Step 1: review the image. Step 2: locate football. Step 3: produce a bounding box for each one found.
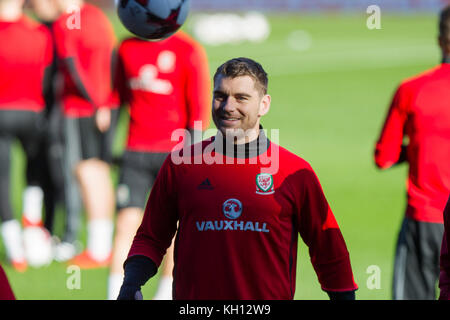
[117,0,190,40]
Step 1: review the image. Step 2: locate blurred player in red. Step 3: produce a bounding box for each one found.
[26,0,75,264]
[107,31,211,300]
[51,0,118,267]
[374,6,450,300]
[28,0,97,263]
[0,0,53,272]
[0,264,15,300]
[117,57,357,300]
[439,196,450,300]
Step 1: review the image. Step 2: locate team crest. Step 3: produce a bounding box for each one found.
[222,199,243,219]
[256,173,274,195]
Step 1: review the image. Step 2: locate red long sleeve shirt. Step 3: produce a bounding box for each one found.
[0,16,53,112]
[128,137,357,299]
[375,64,450,223]
[52,3,116,118]
[113,31,211,152]
[0,264,15,300]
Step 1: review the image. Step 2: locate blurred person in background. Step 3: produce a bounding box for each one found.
[439,195,450,300]
[51,0,118,268]
[27,0,73,261]
[0,0,53,271]
[374,5,450,300]
[107,31,211,300]
[0,263,15,299]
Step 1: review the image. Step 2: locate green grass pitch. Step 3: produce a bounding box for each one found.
[1,12,441,300]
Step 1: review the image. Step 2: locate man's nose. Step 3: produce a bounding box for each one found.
[221,97,236,112]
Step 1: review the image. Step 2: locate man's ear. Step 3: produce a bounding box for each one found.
[258,94,271,117]
[439,36,445,51]
[439,35,450,57]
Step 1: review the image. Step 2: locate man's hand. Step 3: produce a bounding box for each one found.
[326,290,356,300]
[96,106,111,133]
[117,285,143,300]
[394,145,408,166]
[116,255,158,300]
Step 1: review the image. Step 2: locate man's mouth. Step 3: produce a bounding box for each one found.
[219,115,241,122]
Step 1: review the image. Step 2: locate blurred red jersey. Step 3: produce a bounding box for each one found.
[0,264,15,300]
[0,16,53,112]
[114,32,211,152]
[128,139,357,299]
[53,3,116,118]
[375,64,450,223]
[439,197,450,300]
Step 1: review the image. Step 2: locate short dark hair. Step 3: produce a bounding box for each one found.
[439,5,450,41]
[213,57,268,95]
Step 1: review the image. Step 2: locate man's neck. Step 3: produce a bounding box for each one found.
[214,126,270,159]
[230,133,259,146]
[219,127,261,146]
[442,54,450,64]
[0,5,22,22]
[61,0,84,12]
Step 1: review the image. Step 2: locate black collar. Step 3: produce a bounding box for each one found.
[212,126,270,159]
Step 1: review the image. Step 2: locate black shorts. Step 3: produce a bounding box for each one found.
[392,217,444,300]
[0,109,46,221]
[0,108,45,151]
[0,109,46,183]
[64,108,119,162]
[116,151,168,210]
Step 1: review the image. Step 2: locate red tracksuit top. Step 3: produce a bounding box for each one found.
[52,3,116,118]
[0,16,53,112]
[375,63,450,223]
[114,31,211,152]
[128,136,357,299]
[0,264,15,300]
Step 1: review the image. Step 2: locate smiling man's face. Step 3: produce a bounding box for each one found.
[212,74,270,144]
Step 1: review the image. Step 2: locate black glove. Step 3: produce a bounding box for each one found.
[326,290,356,300]
[117,255,157,300]
[117,285,143,300]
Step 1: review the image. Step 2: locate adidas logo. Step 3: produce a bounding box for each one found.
[198,178,214,190]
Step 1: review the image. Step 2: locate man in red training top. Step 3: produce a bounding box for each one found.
[0,0,53,272]
[0,264,15,300]
[439,196,450,300]
[52,0,118,267]
[117,57,357,300]
[374,6,450,300]
[107,31,211,300]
